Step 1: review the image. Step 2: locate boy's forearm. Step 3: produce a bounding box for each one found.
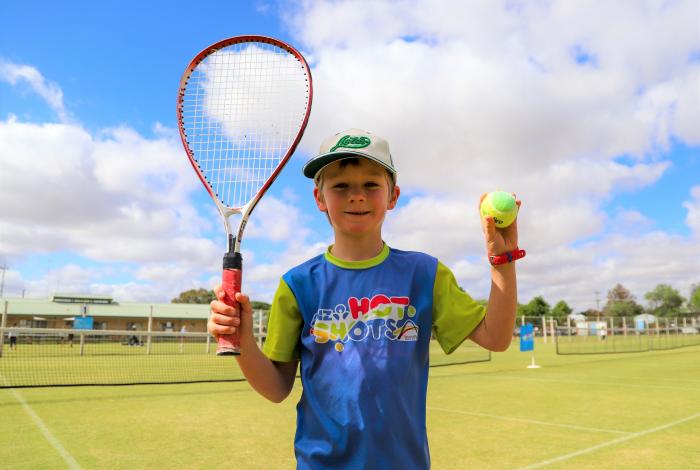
[481,263,518,351]
[234,334,296,403]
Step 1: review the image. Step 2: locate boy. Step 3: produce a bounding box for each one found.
[208,129,522,469]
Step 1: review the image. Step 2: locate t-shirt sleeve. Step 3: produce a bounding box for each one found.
[261,278,303,362]
[432,261,487,354]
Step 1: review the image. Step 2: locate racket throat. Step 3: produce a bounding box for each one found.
[223,240,243,271]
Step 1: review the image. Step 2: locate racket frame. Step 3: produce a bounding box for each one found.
[177,35,313,354]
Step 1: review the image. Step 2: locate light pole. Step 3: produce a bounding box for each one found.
[0,265,7,299]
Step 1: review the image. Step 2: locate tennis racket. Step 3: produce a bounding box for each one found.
[177,36,313,355]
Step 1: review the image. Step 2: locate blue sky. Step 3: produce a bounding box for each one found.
[1,1,699,311]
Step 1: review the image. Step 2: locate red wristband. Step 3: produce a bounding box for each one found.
[488,248,526,266]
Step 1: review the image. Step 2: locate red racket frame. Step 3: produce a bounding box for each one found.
[177,35,313,354]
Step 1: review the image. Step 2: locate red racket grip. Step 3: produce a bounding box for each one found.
[217,268,242,355]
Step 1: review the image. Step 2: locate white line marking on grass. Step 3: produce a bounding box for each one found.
[1,375,82,469]
[515,412,700,470]
[538,373,700,386]
[467,372,700,393]
[427,406,631,435]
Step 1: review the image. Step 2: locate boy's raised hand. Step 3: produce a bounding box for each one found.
[208,285,254,341]
[479,192,521,257]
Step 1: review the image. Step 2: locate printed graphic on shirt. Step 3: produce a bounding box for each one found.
[310,294,418,352]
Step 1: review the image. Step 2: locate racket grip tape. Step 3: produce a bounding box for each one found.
[218,265,242,356]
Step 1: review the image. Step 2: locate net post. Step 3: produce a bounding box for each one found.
[623,316,627,336]
[79,303,86,356]
[147,305,153,355]
[542,316,547,344]
[0,299,7,357]
[206,334,211,354]
[549,317,555,340]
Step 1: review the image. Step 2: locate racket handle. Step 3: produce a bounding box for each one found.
[218,267,242,355]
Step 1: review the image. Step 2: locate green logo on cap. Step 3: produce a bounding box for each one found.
[330,135,371,152]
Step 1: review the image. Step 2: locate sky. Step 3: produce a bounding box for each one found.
[0,0,698,312]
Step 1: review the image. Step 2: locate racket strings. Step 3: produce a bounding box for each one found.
[181,41,310,209]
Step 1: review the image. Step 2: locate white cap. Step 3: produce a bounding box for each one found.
[303,129,396,181]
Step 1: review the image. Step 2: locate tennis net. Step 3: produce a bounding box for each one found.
[0,327,243,388]
[0,328,490,388]
[555,323,700,355]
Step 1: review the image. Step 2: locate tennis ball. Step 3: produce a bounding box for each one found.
[480,191,518,228]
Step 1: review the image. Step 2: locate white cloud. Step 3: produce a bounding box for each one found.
[0,116,229,302]
[245,195,311,242]
[291,1,696,196]
[0,60,70,122]
[281,0,700,311]
[683,185,700,236]
[244,240,330,301]
[384,195,482,262]
[3,2,700,313]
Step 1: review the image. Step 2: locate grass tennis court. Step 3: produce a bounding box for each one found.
[1,340,698,469]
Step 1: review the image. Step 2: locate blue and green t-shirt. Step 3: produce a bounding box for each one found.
[262,244,485,469]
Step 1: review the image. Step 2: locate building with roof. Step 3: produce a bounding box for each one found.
[1,293,210,332]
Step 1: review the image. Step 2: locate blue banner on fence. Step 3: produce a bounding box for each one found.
[74,316,93,330]
[520,323,534,352]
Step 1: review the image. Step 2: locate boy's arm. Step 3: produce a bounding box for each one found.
[209,287,297,403]
[468,193,521,352]
[469,263,517,351]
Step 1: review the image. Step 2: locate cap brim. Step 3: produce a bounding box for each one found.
[303,151,396,180]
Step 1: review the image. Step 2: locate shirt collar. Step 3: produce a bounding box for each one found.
[324,242,390,269]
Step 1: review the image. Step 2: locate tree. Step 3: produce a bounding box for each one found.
[251,300,272,310]
[604,284,643,317]
[171,288,216,304]
[688,283,700,313]
[644,284,686,317]
[550,300,572,318]
[580,308,599,318]
[519,296,550,317]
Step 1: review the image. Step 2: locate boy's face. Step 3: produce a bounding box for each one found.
[314,158,400,239]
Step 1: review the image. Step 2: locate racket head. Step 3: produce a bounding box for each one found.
[177,35,313,219]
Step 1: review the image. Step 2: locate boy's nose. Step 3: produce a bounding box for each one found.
[348,187,366,201]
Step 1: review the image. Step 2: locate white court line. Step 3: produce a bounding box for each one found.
[515,412,700,470]
[464,372,700,393]
[427,406,631,435]
[1,375,82,470]
[535,373,700,386]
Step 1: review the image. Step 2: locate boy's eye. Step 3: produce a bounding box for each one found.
[330,181,381,190]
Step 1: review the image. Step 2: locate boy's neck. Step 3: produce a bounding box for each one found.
[330,235,385,261]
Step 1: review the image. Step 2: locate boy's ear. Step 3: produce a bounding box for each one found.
[387,185,400,210]
[314,187,327,212]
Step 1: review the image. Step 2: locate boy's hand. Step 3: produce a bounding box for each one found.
[208,284,254,340]
[479,192,521,257]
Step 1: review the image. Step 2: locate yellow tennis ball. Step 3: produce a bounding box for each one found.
[480,191,518,228]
